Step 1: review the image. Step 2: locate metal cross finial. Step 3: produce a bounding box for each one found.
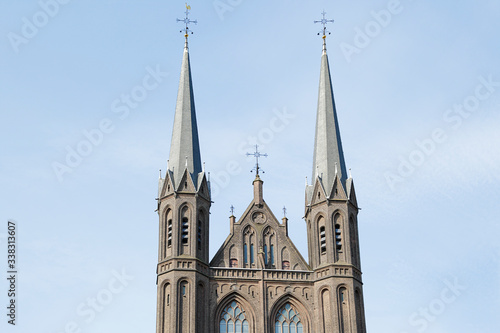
[177,3,197,39]
[314,10,334,37]
[246,144,268,175]
[283,206,287,218]
[230,205,235,215]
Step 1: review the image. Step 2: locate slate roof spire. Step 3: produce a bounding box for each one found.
[167,37,202,188]
[311,28,348,193]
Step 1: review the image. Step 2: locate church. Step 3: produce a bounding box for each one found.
[154,8,367,333]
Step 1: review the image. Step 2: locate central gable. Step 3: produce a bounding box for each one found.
[210,197,310,271]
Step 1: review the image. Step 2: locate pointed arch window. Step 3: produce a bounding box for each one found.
[319,226,326,254]
[180,207,190,246]
[275,303,303,333]
[264,244,268,265]
[270,244,275,265]
[182,217,189,244]
[243,226,256,267]
[243,243,248,265]
[335,223,342,251]
[167,218,173,247]
[250,243,255,265]
[219,301,249,333]
[264,227,276,267]
[165,209,173,256]
[317,216,327,260]
[197,219,202,250]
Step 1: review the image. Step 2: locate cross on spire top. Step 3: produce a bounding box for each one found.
[246,144,268,175]
[177,3,197,42]
[230,205,235,216]
[314,10,334,39]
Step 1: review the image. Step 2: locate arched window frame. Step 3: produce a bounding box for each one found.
[337,285,351,333]
[197,209,206,254]
[263,227,276,268]
[219,300,249,333]
[243,226,256,268]
[317,215,327,265]
[333,212,345,262]
[271,297,310,333]
[215,294,255,333]
[163,208,173,259]
[243,244,248,265]
[180,206,190,246]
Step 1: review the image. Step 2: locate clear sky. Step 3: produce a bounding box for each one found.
[1,0,499,332]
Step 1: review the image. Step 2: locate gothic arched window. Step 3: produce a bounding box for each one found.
[181,206,189,245]
[250,243,255,264]
[181,217,189,244]
[264,244,268,265]
[219,301,249,333]
[319,226,326,254]
[243,244,248,264]
[263,227,276,267]
[275,303,303,333]
[198,219,203,250]
[243,226,256,268]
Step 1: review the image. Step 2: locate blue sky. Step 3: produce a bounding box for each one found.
[1,0,499,332]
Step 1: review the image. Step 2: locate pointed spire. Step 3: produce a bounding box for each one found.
[168,39,202,188]
[312,29,348,192]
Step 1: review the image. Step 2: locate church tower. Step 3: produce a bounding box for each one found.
[304,17,366,332]
[155,10,211,333]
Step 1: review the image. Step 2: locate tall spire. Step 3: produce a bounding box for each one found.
[168,8,202,188]
[312,12,348,192]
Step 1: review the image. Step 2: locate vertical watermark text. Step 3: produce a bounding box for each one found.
[6,220,18,325]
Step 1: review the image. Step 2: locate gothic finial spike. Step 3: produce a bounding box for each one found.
[283,206,287,218]
[230,205,235,216]
[203,162,205,172]
[305,176,308,186]
[246,144,268,176]
[185,156,188,168]
[159,169,162,179]
[335,162,338,175]
[167,159,169,170]
[349,168,352,178]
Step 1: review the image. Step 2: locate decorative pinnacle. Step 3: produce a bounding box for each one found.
[230,205,235,216]
[177,3,197,41]
[246,144,268,175]
[283,206,287,218]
